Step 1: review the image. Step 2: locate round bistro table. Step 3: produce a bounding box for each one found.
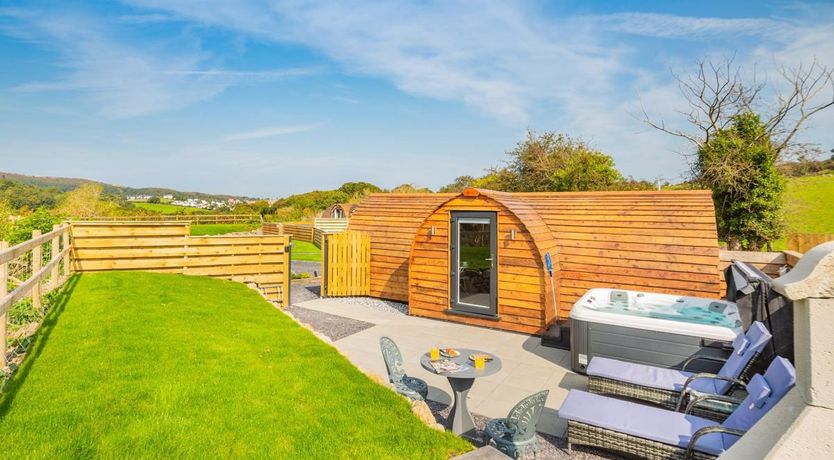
[420,348,502,435]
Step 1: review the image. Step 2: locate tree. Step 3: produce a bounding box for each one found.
[643,57,834,161]
[697,113,784,250]
[147,196,161,204]
[552,149,623,191]
[438,176,476,193]
[490,130,626,192]
[389,183,432,193]
[338,182,382,196]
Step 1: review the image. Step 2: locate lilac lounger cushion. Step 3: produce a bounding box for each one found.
[559,389,727,455]
[586,322,772,394]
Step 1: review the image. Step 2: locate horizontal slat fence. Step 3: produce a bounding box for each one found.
[70,222,290,305]
[322,231,370,297]
[281,222,315,243]
[787,233,834,253]
[313,218,349,233]
[74,214,261,224]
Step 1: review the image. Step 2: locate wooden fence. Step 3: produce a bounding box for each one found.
[313,218,349,233]
[321,231,370,297]
[70,222,291,305]
[787,233,834,253]
[74,214,262,224]
[1,224,71,370]
[262,220,348,248]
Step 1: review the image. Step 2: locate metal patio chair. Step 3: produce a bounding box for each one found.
[379,336,428,400]
[484,390,549,458]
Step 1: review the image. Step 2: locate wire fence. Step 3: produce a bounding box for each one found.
[1,226,71,391]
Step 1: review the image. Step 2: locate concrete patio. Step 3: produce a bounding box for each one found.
[291,297,587,437]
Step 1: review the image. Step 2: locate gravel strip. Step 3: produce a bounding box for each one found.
[290,280,321,305]
[426,400,622,460]
[285,305,376,341]
[322,296,408,315]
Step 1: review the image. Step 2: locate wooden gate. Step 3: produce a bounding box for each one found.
[321,231,370,297]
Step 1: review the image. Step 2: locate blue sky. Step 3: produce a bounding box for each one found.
[1,1,832,197]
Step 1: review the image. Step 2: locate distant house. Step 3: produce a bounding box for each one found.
[321,203,358,219]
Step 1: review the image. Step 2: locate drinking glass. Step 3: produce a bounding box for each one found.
[430,346,440,361]
[474,355,485,369]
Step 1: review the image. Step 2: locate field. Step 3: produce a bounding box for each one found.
[190,223,259,235]
[292,240,321,261]
[0,273,471,459]
[774,173,834,250]
[133,202,210,214]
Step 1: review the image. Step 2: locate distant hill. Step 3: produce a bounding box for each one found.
[0,171,255,201]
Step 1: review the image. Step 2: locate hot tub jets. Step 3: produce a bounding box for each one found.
[570,288,743,374]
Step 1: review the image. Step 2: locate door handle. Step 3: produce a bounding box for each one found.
[485,258,493,261]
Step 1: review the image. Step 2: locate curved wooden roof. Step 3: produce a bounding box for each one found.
[349,188,721,315]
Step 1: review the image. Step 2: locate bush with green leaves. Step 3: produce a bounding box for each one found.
[696,112,784,250]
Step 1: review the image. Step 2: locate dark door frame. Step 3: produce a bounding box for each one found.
[449,211,498,318]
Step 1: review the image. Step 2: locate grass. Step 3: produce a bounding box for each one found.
[0,272,471,459]
[190,223,259,235]
[133,202,210,214]
[292,240,321,262]
[773,173,834,250]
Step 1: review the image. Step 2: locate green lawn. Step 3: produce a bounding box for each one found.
[190,223,259,235]
[292,240,321,262]
[134,202,210,214]
[773,173,834,250]
[0,272,471,459]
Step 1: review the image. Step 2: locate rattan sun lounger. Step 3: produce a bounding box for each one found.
[560,357,795,460]
[586,321,771,420]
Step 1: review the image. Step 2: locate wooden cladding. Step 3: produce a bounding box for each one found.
[70,222,291,305]
[350,189,722,335]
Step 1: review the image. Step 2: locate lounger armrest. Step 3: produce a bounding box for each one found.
[675,374,747,410]
[686,426,746,459]
[681,355,728,372]
[684,394,743,415]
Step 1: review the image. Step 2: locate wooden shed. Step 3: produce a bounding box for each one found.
[348,188,721,334]
[321,203,359,219]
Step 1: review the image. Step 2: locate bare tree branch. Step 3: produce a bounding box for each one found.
[642,56,834,163]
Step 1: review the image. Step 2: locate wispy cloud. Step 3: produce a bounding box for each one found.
[0,7,313,118]
[225,123,323,141]
[586,13,789,39]
[124,0,625,123]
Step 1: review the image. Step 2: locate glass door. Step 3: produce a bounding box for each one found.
[450,211,497,317]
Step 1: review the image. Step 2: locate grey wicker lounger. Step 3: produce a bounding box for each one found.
[560,357,795,460]
[586,321,771,420]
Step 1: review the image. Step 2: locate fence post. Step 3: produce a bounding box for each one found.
[283,236,292,308]
[1,240,8,369]
[51,224,60,289]
[62,224,71,277]
[321,233,328,298]
[31,229,42,312]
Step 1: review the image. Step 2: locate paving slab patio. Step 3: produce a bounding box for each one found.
[293,297,588,437]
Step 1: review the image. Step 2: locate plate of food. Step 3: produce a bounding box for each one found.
[440,348,460,358]
[468,353,493,362]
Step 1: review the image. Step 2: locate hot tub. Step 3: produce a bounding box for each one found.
[570,288,743,374]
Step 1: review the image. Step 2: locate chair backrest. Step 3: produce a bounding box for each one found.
[505,390,549,442]
[720,357,796,449]
[379,336,405,384]
[715,322,772,393]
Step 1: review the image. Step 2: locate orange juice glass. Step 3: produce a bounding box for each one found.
[474,356,485,369]
[430,346,440,361]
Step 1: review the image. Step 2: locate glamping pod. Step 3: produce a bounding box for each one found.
[348,188,722,335]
